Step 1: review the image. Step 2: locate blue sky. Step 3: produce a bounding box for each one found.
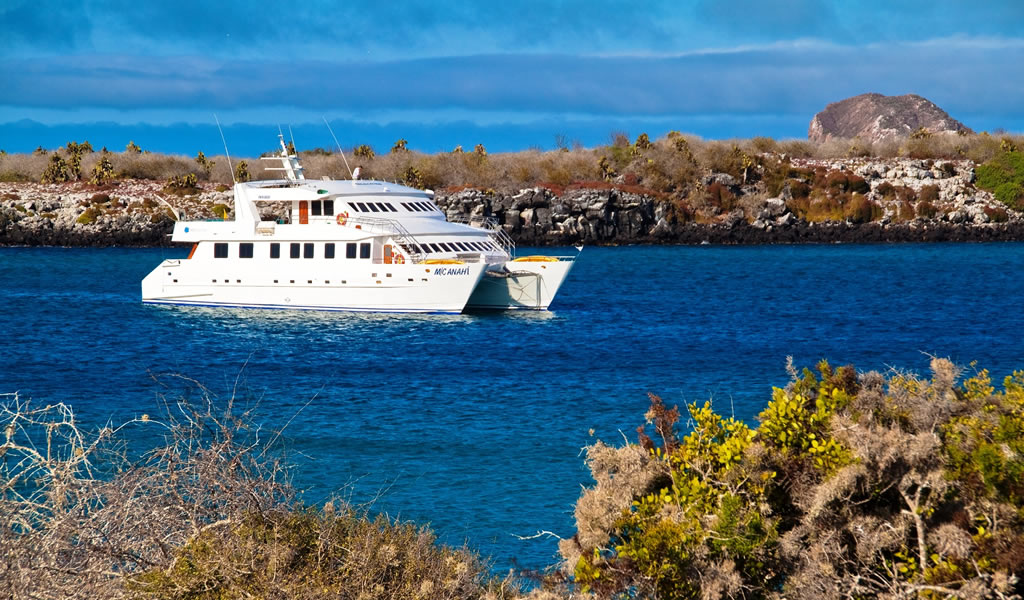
[1,0,1022,155]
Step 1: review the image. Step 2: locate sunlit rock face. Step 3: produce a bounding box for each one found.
[809,93,973,144]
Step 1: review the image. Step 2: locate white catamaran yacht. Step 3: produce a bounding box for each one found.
[141,138,575,313]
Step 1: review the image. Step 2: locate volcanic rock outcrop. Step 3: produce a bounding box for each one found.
[808,93,972,143]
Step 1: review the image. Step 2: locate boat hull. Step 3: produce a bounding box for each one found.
[466,259,575,310]
[142,259,487,314]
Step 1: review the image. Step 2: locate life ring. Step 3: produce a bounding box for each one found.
[336,211,349,226]
[395,254,405,264]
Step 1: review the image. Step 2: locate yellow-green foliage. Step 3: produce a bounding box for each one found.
[564,360,1024,600]
[164,172,199,194]
[40,152,72,183]
[234,160,250,182]
[89,155,114,185]
[129,508,515,600]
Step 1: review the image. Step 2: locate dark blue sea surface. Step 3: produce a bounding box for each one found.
[3,244,1024,571]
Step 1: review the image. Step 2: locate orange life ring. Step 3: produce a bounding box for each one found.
[336,211,349,226]
[395,254,405,264]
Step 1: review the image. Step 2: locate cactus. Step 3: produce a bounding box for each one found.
[41,153,72,183]
[353,144,375,159]
[89,156,115,185]
[909,127,932,140]
[195,151,215,175]
[390,139,409,153]
[166,172,199,190]
[402,166,422,188]
[125,140,142,154]
[66,141,93,155]
[1000,138,1018,154]
[598,156,615,180]
[452,145,464,154]
[634,133,651,151]
[473,144,487,158]
[234,161,250,182]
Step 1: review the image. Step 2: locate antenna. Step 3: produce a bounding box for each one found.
[215,114,236,184]
[322,117,354,179]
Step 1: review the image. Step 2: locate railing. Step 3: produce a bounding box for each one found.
[448,215,516,257]
[344,214,426,263]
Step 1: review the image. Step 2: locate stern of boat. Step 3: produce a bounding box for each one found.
[466,255,575,310]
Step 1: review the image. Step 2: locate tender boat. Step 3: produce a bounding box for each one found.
[141,138,575,314]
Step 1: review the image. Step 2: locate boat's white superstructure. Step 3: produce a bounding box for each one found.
[141,138,575,313]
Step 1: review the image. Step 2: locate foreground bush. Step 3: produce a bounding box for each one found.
[0,387,517,600]
[560,360,1024,599]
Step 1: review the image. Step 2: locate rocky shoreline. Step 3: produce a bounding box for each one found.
[2,157,1023,247]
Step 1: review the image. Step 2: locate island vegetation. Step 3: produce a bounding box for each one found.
[3,131,1024,246]
[1,131,1023,211]
[4,358,1024,599]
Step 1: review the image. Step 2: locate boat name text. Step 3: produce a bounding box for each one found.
[434,267,471,276]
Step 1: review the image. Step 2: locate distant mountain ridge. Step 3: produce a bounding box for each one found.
[808,93,972,143]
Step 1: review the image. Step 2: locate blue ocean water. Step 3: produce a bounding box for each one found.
[2,243,1024,572]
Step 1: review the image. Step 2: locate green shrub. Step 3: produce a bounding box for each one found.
[976,151,1024,209]
[76,206,102,224]
[561,360,1024,600]
[210,203,230,219]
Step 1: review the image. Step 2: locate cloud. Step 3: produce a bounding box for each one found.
[2,39,1022,123]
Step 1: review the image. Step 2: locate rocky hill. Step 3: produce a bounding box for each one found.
[808,93,972,143]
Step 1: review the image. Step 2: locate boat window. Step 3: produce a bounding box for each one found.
[457,242,471,251]
[324,200,334,216]
[384,203,396,212]
[346,242,357,259]
[356,202,369,212]
[325,243,335,259]
[304,243,314,259]
[415,244,426,254]
[400,202,410,211]
[368,203,380,213]
[439,243,453,252]
[348,203,359,212]
[214,243,228,258]
[290,243,300,259]
[311,200,322,216]
[431,243,443,252]
[239,243,254,258]
[359,242,371,259]
[270,243,280,258]
[469,242,482,250]
[374,202,387,212]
